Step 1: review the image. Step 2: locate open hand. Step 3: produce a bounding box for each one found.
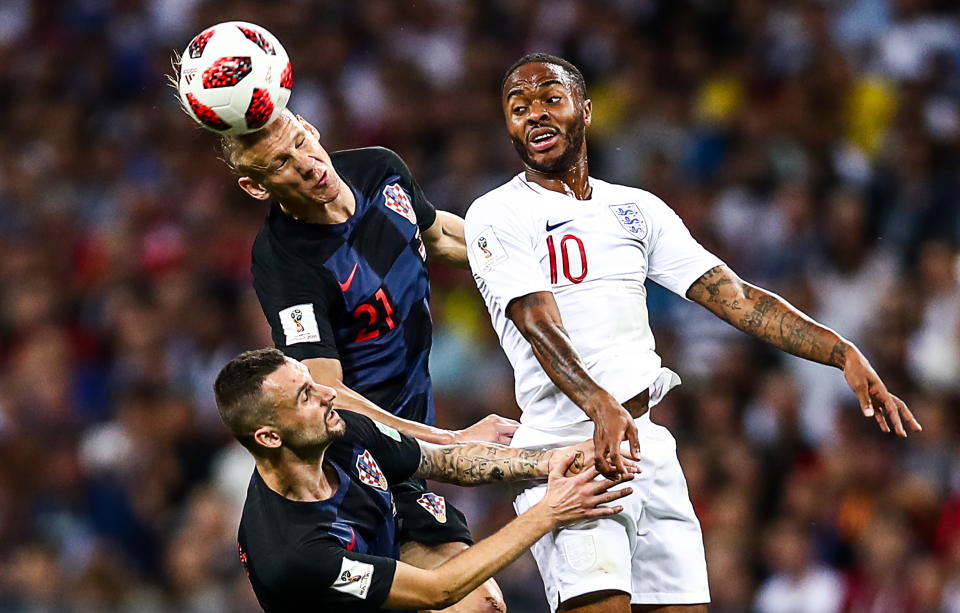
[453,414,520,445]
[843,347,922,437]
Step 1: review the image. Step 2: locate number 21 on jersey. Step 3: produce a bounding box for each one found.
[547,234,588,284]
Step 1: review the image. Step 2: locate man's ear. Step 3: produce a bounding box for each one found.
[583,98,592,127]
[239,176,271,201]
[253,426,282,450]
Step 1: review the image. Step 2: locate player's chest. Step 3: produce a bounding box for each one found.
[531,201,650,287]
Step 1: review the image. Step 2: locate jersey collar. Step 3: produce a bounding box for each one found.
[516,172,595,200]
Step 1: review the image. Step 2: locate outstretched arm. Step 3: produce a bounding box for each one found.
[414,438,602,486]
[686,265,921,437]
[305,358,518,445]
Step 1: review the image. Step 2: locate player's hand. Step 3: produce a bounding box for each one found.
[537,449,633,526]
[453,414,520,445]
[842,346,922,437]
[585,391,640,479]
[550,440,640,478]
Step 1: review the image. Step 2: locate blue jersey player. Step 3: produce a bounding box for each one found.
[217,110,517,612]
[213,349,633,612]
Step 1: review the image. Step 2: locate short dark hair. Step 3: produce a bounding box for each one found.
[213,348,288,453]
[501,53,587,99]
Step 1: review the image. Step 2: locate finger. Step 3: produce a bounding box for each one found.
[626,422,641,460]
[610,447,628,479]
[596,486,633,504]
[894,395,922,432]
[883,396,907,438]
[574,464,601,484]
[879,394,906,437]
[874,409,890,433]
[583,505,624,518]
[588,472,634,494]
[852,381,874,417]
[594,447,616,477]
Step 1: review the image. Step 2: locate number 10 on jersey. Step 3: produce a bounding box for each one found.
[547,234,588,284]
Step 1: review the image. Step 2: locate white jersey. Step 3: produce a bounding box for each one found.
[465,173,723,441]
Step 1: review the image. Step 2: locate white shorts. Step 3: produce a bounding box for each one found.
[512,414,710,610]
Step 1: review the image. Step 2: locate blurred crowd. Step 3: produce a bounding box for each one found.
[0,0,958,611]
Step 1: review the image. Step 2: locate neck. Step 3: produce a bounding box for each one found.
[279,175,357,224]
[255,447,339,502]
[523,149,591,200]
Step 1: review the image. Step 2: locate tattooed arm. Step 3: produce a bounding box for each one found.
[506,292,640,478]
[414,441,552,486]
[686,265,921,437]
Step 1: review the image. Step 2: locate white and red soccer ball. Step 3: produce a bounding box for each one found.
[177,21,292,136]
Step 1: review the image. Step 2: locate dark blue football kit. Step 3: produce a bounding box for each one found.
[251,147,471,549]
[238,410,422,612]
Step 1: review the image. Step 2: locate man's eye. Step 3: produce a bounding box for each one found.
[276,159,286,170]
[548,96,561,103]
[512,106,526,114]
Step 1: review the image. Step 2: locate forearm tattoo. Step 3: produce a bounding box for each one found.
[417,443,551,486]
[688,266,848,367]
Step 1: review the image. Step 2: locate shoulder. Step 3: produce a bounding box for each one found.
[332,146,410,186]
[465,175,527,225]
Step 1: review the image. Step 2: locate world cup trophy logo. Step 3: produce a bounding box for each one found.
[290,308,304,333]
[478,236,492,259]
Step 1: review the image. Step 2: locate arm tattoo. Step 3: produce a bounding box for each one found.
[416,442,551,486]
[688,266,848,366]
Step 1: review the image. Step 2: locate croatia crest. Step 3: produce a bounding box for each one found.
[416,493,447,523]
[356,450,388,491]
[382,183,417,225]
[609,203,648,240]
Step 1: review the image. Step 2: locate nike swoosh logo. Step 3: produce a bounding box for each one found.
[338,263,359,292]
[545,219,574,232]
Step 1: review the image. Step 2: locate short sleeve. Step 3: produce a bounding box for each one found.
[337,410,422,484]
[286,539,397,609]
[252,241,340,361]
[464,197,552,312]
[383,148,437,231]
[644,195,724,299]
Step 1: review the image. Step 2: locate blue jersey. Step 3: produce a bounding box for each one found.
[252,147,438,424]
[238,410,422,612]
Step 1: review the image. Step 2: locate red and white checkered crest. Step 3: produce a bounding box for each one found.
[356,450,388,491]
[382,183,416,224]
[416,493,447,523]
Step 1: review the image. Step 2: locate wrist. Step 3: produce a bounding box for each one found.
[835,340,859,370]
[581,388,616,418]
[434,427,458,445]
[526,500,560,532]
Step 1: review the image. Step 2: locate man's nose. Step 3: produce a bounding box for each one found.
[318,384,337,404]
[526,101,549,123]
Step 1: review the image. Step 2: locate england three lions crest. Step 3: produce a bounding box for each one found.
[610,203,648,240]
[356,450,388,491]
[382,183,417,225]
[416,493,447,523]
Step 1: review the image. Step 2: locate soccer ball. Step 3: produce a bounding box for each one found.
[177,21,292,136]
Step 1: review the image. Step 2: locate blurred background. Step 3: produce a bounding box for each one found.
[0,0,958,611]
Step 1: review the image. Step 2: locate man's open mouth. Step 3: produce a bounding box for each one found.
[528,127,559,152]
